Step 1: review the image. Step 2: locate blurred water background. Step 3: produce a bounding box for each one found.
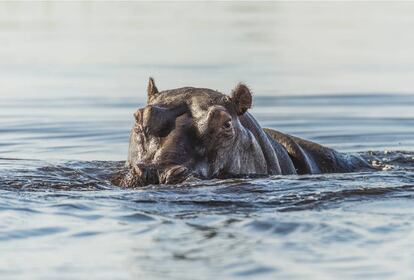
[1,2,414,280]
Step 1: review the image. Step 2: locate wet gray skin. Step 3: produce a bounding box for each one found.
[120,78,373,187]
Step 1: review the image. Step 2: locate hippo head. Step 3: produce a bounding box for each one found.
[126,78,282,185]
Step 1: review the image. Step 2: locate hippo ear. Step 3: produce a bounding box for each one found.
[230,83,252,115]
[147,77,159,103]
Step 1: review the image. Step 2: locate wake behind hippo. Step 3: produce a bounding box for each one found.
[119,78,373,187]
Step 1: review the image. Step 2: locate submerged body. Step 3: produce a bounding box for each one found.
[120,79,372,187]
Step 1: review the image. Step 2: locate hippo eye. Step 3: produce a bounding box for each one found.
[223,120,232,130]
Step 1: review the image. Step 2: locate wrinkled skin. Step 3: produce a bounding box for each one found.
[119,78,373,187]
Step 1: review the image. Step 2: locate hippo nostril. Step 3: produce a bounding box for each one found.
[133,164,159,185]
[159,165,189,184]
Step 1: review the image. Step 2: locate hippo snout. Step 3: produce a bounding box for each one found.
[159,165,190,184]
[131,164,160,185]
[128,163,190,186]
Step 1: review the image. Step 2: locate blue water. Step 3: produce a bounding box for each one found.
[1,2,414,280]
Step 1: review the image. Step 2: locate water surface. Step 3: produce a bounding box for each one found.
[1,2,414,280]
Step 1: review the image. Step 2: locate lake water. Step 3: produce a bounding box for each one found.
[1,2,414,279]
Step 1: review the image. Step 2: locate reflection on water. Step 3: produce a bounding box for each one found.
[1,2,414,280]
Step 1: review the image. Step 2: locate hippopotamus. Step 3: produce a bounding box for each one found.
[119,78,372,187]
